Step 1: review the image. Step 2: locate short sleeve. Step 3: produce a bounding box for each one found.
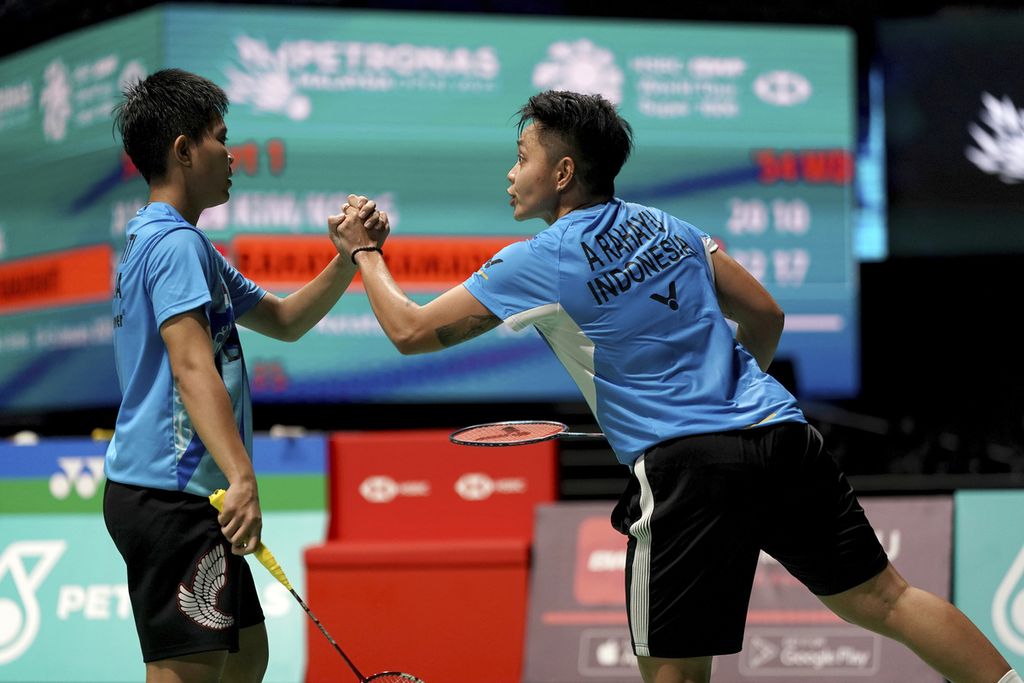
[462,232,561,331]
[701,234,718,284]
[214,249,266,318]
[147,229,214,327]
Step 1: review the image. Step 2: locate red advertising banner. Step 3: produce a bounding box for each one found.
[326,430,557,542]
[0,244,112,314]
[524,497,952,682]
[231,235,519,291]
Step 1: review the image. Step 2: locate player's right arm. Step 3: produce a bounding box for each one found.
[160,308,262,556]
[711,248,784,371]
[326,198,501,354]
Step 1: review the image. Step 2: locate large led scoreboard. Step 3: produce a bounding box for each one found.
[0,6,856,412]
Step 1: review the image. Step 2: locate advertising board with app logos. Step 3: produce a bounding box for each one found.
[524,498,954,682]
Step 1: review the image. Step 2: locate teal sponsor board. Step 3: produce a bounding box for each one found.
[0,511,325,682]
[954,490,1024,670]
[0,435,328,680]
[0,9,160,166]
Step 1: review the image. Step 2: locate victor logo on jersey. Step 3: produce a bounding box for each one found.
[649,281,679,310]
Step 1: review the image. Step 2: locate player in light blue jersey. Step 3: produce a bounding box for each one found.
[329,90,1018,683]
[105,69,388,683]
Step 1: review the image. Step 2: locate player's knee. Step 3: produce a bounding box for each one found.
[821,563,910,631]
[636,656,711,683]
[222,624,268,683]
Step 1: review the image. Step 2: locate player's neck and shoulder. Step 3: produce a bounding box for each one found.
[550,196,621,231]
[122,202,208,263]
[554,196,676,232]
[124,181,213,251]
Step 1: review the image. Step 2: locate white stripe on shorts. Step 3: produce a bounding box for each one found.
[628,454,656,657]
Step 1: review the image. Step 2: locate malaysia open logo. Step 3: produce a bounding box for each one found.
[993,544,1024,655]
[0,541,66,664]
[40,59,71,142]
[532,39,623,105]
[965,92,1024,184]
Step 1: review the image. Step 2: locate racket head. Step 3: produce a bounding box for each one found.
[449,420,569,447]
[364,673,427,683]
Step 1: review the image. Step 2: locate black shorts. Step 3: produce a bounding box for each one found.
[103,480,265,662]
[610,422,888,658]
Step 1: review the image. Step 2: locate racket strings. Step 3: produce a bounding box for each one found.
[455,421,565,443]
[365,674,426,683]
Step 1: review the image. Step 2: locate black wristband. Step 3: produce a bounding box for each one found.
[350,246,383,265]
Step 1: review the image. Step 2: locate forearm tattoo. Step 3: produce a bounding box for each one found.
[435,314,501,347]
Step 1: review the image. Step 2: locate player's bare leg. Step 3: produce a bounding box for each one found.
[818,561,1011,683]
[222,623,269,683]
[636,654,712,683]
[146,650,226,683]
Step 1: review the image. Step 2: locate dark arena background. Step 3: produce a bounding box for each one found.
[2,1,1024,681]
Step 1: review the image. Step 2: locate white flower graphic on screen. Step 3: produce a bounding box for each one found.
[40,59,72,142]
[532,39,623,105]
[118,59,148,93]
[225,36,311,121]
[965,92,1024,184]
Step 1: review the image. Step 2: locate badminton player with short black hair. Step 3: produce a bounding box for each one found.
[330,89,1019,683]
[105,68,388,683]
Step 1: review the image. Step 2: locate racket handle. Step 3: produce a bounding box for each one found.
[208,489,294,591]
[252,543,293,591]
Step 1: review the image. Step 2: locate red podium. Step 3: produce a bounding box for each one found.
[304,430,557,683]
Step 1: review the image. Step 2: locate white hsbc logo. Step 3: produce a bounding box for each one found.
[358,476,430,504]
[753,70,812,106]
[454,473,527,501]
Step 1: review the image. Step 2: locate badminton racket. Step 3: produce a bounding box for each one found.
[449,420,605,447]
[208,489,425,683]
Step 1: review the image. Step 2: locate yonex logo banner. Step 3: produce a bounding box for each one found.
[0,435,327,513]
[524,498,952,682]
[0,439,109,514]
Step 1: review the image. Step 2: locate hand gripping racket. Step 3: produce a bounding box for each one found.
[449,420,605,447]
[209,489,425,683]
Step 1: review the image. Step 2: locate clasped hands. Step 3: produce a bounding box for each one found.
[328,193,390,262]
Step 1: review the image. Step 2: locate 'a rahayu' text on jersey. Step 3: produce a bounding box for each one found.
[105,202,265,494]
[463,198,805,465]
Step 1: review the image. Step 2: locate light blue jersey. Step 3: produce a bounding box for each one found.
[105,202,265,495]
[463,199,805,465]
